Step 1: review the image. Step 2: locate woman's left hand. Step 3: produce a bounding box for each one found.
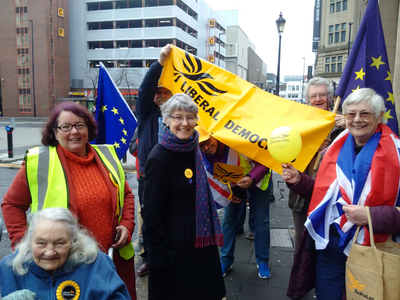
[342,205,368,226]
[112,225,129,249]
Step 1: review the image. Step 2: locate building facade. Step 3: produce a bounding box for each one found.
[0,0,70,117]
[0,0,228,117]
[68,0,227,106]
[314,0,365,83]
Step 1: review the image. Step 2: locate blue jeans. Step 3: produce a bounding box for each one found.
[220,185,271,266]
[236,199,254,233]
[315,234,347,300]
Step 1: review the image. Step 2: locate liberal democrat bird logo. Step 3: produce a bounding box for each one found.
[213,163,243,182]
[347,269,366,291]
[173,52,228,96]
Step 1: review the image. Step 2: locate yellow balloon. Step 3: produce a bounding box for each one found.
[268,126,302,163]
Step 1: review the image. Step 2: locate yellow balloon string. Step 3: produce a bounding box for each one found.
[219,180,233,201]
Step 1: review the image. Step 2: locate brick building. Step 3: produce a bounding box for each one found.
[0,0,70,117]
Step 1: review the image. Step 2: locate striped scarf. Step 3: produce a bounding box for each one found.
[158,118,223,248]
[305,124,400,255]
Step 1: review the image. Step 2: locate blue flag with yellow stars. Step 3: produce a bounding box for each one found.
[92,62,137,159]
[335,0,398,134]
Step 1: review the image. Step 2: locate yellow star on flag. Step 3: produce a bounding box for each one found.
[122,129,128,136]
[385,71,392,84]
[101,105,108,113]
[113,142,120,148]
[354,68,365,81]
[120,137,127,144]
[111,107,119,115]
[370,56,385,70]
[384,109,394,121]
[352,86,360,92]
[119,117,125,125]
[386,92,394,105]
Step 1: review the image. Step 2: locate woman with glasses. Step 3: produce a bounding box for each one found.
[283,88,400,300]
[1,101,137,300]
[143,93,226,300]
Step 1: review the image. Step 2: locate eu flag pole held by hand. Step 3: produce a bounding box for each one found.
[335,0,398,134]
[92,62,137,159]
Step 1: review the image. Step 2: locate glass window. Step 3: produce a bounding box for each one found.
[341,31,346,42]
[325,64,330,73]
[336,2,341,12]
[338,63,343,72]
[335,32,339,43]
[343,0,347,10]
[341,23,346,30]
[329,25,334,32]
[331,64,336,73]
[326,57,330,63]
[338,56,343,62]
[329,33,333,44]
[332,57,336,62]
[335,24,340,31]
[330,4,335,13]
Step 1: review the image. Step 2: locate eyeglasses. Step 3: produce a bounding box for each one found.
[57,123,87,132]
[344,112,374,121]
[309,93,329,101]
[169,115,197,125]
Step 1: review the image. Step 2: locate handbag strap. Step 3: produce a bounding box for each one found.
[352,206,376,249]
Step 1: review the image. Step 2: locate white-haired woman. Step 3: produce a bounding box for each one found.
[143,93,226,300]
[283,88,400,300]
[0,207,131,299]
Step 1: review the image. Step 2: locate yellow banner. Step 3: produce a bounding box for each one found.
[159,46,335,174]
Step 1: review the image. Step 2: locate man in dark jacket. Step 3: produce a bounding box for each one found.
[135,44,173,276]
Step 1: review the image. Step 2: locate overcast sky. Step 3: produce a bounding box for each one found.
[204,0,316,78]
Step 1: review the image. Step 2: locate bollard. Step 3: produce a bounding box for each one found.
[5,125,14,158]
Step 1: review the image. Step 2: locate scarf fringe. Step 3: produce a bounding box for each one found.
[195,234,224,248]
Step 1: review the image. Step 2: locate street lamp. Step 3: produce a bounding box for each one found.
[347,22,353,56]
[302,57,305,101]
[28,20,36,118]
[275,12,286,96]
[218,29,225,67]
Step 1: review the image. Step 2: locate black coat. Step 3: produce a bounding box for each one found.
[143,144,226,300]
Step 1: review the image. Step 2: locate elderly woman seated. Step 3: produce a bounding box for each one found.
[0,207,131,300]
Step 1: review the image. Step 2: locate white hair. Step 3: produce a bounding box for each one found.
[160,93,199,125]
[342,88,387,124]
[11,207,98,275]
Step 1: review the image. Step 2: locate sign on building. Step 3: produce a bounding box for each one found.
[207,55,215,63]
[58,27,65,37]
[208,37,215,45]
[58,7,64,17]
[208,19,216,27]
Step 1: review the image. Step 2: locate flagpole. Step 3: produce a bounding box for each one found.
[313,95,342,170]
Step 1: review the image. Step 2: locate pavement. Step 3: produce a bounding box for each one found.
[218,175,316,300]
[0,117,317,299]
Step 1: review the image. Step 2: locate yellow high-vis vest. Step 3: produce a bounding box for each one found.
[25,145,134,260]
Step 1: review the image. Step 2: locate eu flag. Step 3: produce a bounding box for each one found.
[92,62,137,159]
[335,0,398,134]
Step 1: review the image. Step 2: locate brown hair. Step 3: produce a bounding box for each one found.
[41,102,97,146]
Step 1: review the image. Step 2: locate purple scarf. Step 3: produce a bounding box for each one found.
[158,119,223,248]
